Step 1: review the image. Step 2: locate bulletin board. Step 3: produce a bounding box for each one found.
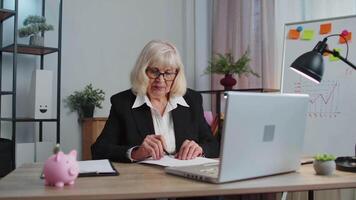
[281,15,356,156]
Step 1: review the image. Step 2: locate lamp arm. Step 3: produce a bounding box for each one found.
[324,49,356,70]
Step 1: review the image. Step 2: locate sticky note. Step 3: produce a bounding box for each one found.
[288,29,300,39]
[329,48,341,61]
[301,30,315,40]
[320,23,332,34]
[339,32,352,43]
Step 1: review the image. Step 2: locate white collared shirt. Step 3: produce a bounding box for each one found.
[128,94,189,160]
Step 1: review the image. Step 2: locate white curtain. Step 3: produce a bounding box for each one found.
[212,0,276,90]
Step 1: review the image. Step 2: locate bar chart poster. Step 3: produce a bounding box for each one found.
[281,15,356,156]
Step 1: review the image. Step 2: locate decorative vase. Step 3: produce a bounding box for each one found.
[313,160,336,175]
[220,74,237,90]
[81,105,94,118]
[29,35,44,46]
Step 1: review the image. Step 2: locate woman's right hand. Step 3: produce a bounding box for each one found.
[131,134,167,160]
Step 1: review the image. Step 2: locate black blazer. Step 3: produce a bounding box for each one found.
[91,88,219,162]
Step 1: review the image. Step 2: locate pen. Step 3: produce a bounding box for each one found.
[163,149,172,156]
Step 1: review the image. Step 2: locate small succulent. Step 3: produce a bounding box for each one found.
[314,153,336,161]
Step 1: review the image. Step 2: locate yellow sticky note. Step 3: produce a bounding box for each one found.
[301,30,315,40]
[329,48,341,61]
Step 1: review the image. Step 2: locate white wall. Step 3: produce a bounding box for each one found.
[60,0,197,157]
[195,0,213,109]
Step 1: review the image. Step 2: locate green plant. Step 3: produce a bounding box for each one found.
[18,15,54,37]
[65,84,105,117]
[205,50,259,77]
[314,153,336,161]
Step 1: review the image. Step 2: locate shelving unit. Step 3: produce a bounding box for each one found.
[0,0,62,173]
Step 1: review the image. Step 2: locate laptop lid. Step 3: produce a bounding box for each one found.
[218,92,309,183]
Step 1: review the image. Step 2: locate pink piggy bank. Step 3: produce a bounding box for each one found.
[43,150,79,187]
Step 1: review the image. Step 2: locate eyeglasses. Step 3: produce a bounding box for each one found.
[146,67,177,81]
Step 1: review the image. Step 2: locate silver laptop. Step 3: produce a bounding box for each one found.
[165,92,309,183]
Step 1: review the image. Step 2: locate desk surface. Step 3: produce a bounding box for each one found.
[1,163,356,200]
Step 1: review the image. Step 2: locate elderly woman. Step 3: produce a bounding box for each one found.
[91,40,219,163]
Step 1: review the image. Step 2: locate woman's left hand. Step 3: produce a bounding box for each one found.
[176,140,203,160]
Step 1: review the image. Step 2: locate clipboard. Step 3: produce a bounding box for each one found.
[78,159,119,177]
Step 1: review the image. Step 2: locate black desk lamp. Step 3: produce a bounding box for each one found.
[290,34,356,83]
[290,33,356,172]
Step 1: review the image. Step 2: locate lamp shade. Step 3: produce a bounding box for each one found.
[290,50,324,83]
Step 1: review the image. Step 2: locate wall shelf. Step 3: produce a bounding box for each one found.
[0,91,14,95]
[0,44,58,55]
[0,118,58,122]
[0,9,15,22]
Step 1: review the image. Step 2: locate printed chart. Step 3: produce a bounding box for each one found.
[293,79,341,118]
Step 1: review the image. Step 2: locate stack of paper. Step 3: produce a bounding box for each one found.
[139,156,218,167]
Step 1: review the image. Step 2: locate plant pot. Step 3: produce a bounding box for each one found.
[81,105,95,118]
[220,74,237,90]
[313,160,336,175]
[30,35,44,46]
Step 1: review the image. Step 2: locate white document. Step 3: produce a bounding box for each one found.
[139,156,218,167]
[78,159,116,173]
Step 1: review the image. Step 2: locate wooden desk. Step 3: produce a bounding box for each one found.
[0,163,356,200]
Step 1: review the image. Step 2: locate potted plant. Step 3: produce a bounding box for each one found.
[65,84,105,119]
[18,15,54,46]
[205,50,259,90]
[313,153,336,175]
